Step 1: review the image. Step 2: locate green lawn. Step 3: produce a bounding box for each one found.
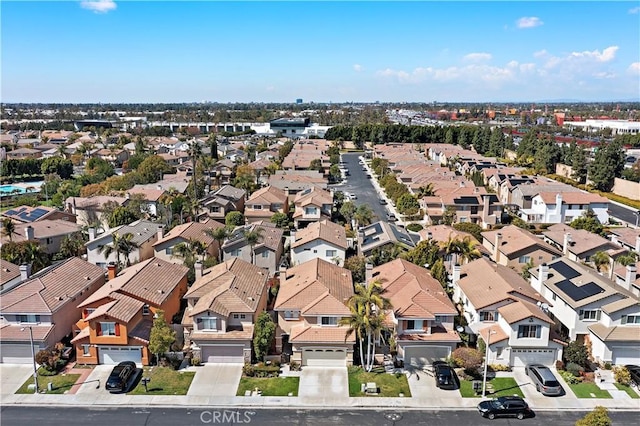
[15,373,81,394]
[348,367,411,397]
[128,367,195,395]
[459,377,524,398]
[237,377,300,396]
[567,382,612,398]
[614,383,639,399]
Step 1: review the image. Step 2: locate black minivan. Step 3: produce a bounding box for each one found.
[105,361,137,393]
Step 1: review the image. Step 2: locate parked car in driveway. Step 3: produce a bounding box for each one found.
[525,364,563,396]
[626,365,640,388]
[433,361,458,390]
[477,396,531,420]
[105,361,137,393]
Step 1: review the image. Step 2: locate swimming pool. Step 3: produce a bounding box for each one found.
[0,185,32,195]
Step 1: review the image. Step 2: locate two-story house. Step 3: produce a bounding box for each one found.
[153,219,225,265]
[608,228,640,254]
[0,258,105,363]
[2,205,76,224]
[0,259,21,293]
[182,258,269,363]
[73,258,188,365]
[0,220,83,256]
[244,186,289,224]
[358,221,415,258]
[85,220,161,269]
[291,220,348,267]
[291,187,333,229]
[543,224,625,266]
[518,192,609,224]
[274,258,355,367]
[530,258,639,365]
[65,195,129,229]
[221,221,284,275]
[482,225,561,270]
[371,259,460,367]
[452,258,563,367]
[197,185,246,223]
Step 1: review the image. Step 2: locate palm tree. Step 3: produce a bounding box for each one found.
[441,234,481,268]
[172,238,206,268]
[242,226,264,264]
[354,205,374,227]
[1,218,17,242]
[189,140,202,212]
[592,251,611,275]
[339,301,368,368]
[415,183,435,198]
[21,241,50,273]
[100,232,139,268]
[205,226,230,263]
[59,234,85,258]
[617,252,638,267]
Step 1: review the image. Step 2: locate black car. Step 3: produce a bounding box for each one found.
[625,365,640,388]
[105,361,137,393]
[477,396,531,420]
[379,199,387,205]
[433,361,458,390]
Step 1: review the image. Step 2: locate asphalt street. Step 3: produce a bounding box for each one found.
[609,202,640,227]
[1,407,638,426]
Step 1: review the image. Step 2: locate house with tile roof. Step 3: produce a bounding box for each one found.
[73,257,188,365]
[482,225,561,270]
[244,186,289,224]
[221,221,284,275]
[0,219,83,256]
[291,186,333,229]
[418,224,490,268]
[197,185,246,223]
[0,259,22,293]
[274,258,355,366]
[0,258,105,363]
[153,219,225,265]
[543,224,626,265]
[518,191,609,224]
[530,258,639,365]
[612,263,640,297]
[452,258,563,367]
[1,205,76,224]
[267,170,328,196]
[371,259,460,367]
[65,195,129,229]
[608,227,640,253]
[358,221,416,257]
[182,258,270,363]
[291,220,348,267]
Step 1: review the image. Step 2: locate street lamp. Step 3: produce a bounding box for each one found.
[482,329,497,398]
[21,326,38,394]
[635,210,640,229]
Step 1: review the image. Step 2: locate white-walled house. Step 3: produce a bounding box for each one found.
[529,258,640,365]
[290,220,347,267]
[85,220,161,269]
[518,192,609,224]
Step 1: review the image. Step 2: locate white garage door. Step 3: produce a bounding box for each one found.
[511,349,556,367]
[201,345,244,363]
[612,347,640,365]
[0,344,35,364]
[302,348,346,367]
[99,346,142,365]
[403,346,451,367]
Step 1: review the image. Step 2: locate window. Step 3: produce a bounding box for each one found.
[261,251,269,258]
[240,314,246,319]
[518,255,531,264]
[165,247,173,255]
[326,250,337,257]
[45,238,53,245]
[17,315,40,323]
[142,305,150,316]
[579,309,601,321]
[210,206,220,213]
[321,316,338,326]
[480,311,497,322]
[496,347,504,359]
[284,310,299,320]
[233,314,239,319]
[99,322,117,336]
[406,320,423,331]
[517,324,541,338]
[434,315,447,324]
[253,205,263,210]
[82,344,90,356]
[304,207,317,215]
[200,317,217,330]
[230,249,241,256]
[622,315,640,324]
[552,293,556,301]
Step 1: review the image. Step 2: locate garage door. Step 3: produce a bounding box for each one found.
[403,346,451,367]
[201,345,244,363]
[511,349,556,367]
[612,347,640,365]
[99,346,142,365]
[302,348,346,367]
[0,343,36,364]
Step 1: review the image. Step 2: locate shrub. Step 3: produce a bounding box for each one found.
[613,366,631,385]
[575,406,612,426]
[38,366,59,376]
[451,347,483,370]
[243,363,280,378]
[406,223,423,232]
[190,357,201,366]
[488,364,511,372]
[559,369,581,384]
[564,341,589,367]
[604,362,612,370]
[290,361,301,371]
[555,360,565,370]
[566,362,585,377]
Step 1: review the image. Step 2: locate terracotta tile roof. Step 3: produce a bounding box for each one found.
[458,258,545,310]
[126,187,166,202]
[292,220,347,250]
[0,258,105,314]
[373,259,457,319]
[70,326,90,343]
[246,186,287,205]
[293,187,332,206]
[66,195,128,210]
[498,299,553,324]
[184,258,268,317]
[396,329,461,342]
[153,219,223,247]
[1,219,82,244]
[302,292,351,316]
[190,325,254,341]
[290,324,355,343]
[419,225,474,243]
[129,319,153,344]
[536,191,608,205]
[477,324,509,344]
[0,324,55,341]
[589,323,640,342]
[1,205,57,223]
[0,259,21,286]
[275,258,353,312]
[482,225,560,257]
[544,224,617,257]
[223,222,284,252]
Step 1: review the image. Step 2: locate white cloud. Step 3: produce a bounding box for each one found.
[353,64,363,72]
[629,6,640,14]
[593,72,616,79]
[463,52,492,62]
[80,0,117,14]
[628,62,640,75]
[517,17,543,29]
[570,46,618,62]
[533,49,548,58]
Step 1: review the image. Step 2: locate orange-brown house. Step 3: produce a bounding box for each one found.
[72,257,188,365]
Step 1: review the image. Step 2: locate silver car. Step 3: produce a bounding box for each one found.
[525,364,563,396]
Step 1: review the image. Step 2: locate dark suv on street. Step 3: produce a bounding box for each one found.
[105,361,137,393]
[433,361,458,390]
[626,365,640,388]
[477,396,532,420]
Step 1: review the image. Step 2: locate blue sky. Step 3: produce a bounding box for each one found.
[2,1,639,103]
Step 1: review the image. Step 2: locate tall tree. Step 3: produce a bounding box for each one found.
[100,232,139,267]
[242,226,265,264]
[205,226,229,263]
[253,311,276,362]
[339,300,368,367]
[571,145,589,184]
[1,218,17,242]
[589,140,625,192]
[592,251,611,275]
[148,309,176,366]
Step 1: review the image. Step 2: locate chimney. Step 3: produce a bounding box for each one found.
[157,225,164,241]
[194,261,203,280]
[538,263,549,284]
[24,226,35,241]
[279,263,287,278]
[563,233,572,254]
[107,263,117,281]
[88,227,96,241]
[623,264,637,291]
[157,184,162,191]
[284,186,290,196]
[494,232,502,262]
[451,264,461,287]
[426,231,432,240]
[125,192,130,200]
[290,230,296,244]
[555,193,563,212]
[365,263,373,284]
[19,264,31,281]
[483,195,491,221]
[636,236,640,253]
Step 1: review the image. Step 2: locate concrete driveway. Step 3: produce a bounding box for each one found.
[187,363,243,396]
[298,367,348,398]
[75,365,113,395]
[511,367,576,408]
[0,364,33,396]
[407,367,462,399]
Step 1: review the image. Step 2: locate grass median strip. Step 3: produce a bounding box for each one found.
[16,373,81,394]
[459,378,524,398]
[567,382,612,398]
[236,377,299,396]
[128,367,195,395]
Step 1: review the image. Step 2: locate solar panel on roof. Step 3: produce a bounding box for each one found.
[556,280,604,302]
[5,210,17,215]
[550,261,580,280]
